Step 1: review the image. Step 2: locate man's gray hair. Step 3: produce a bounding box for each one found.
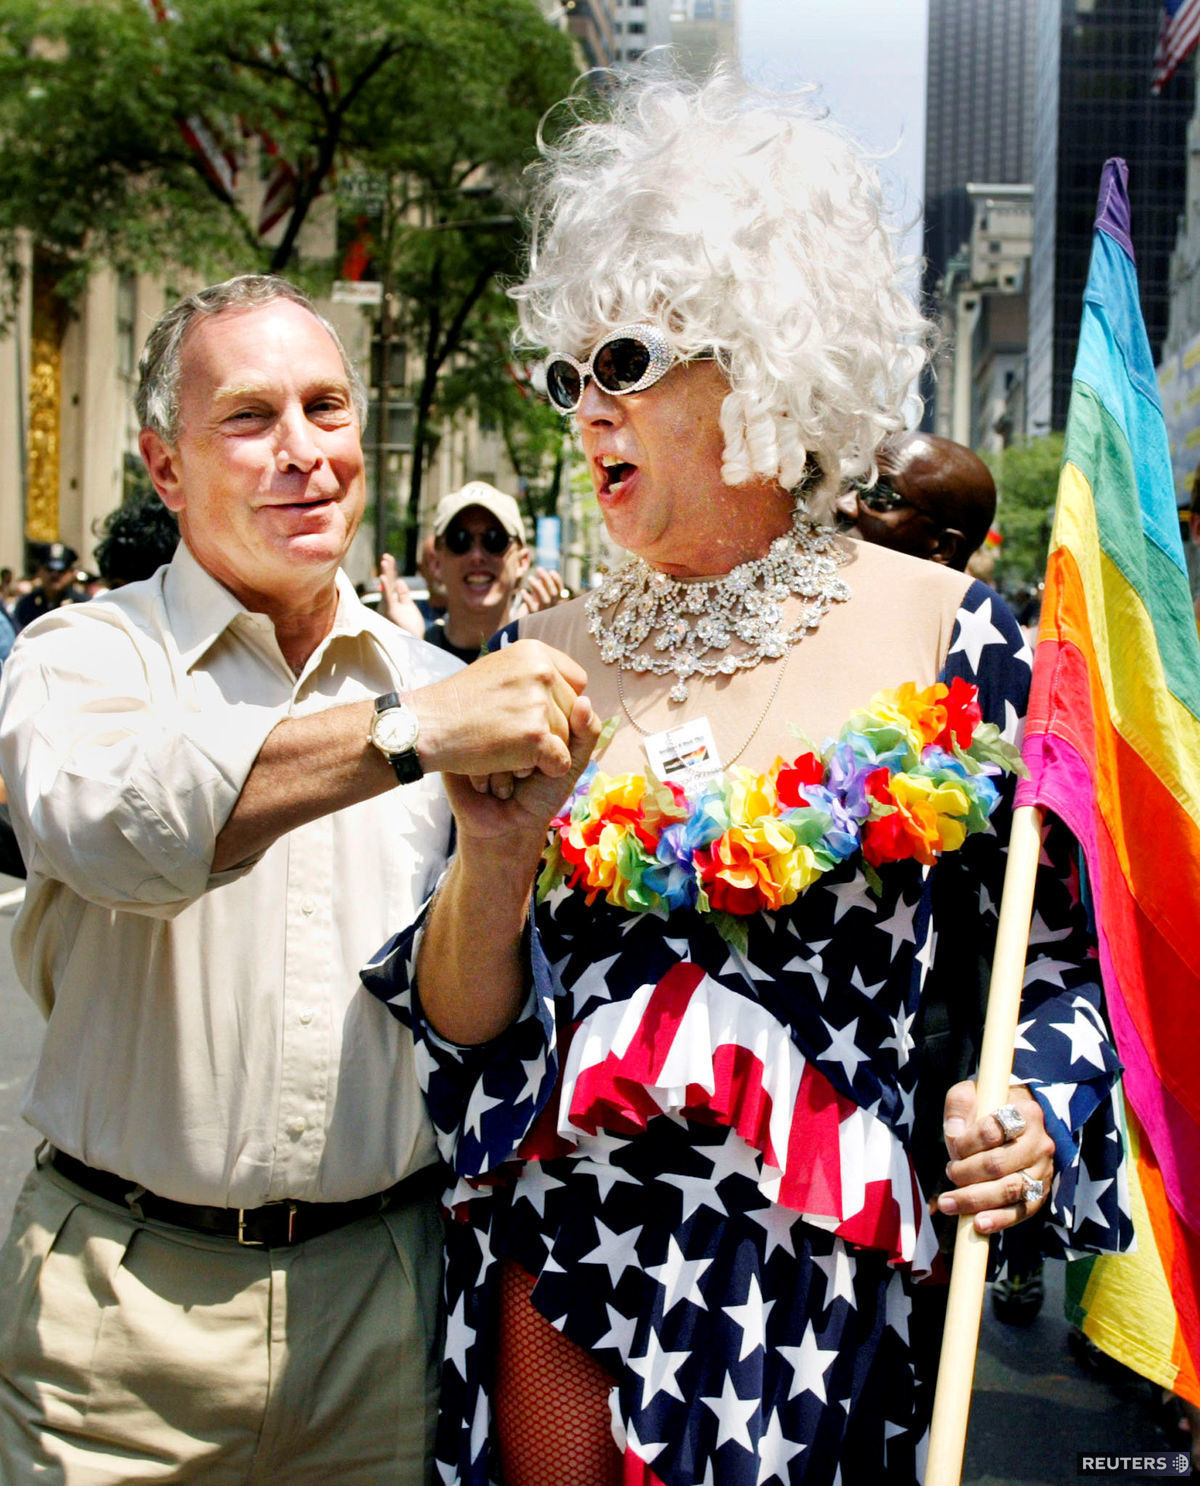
[136,274,369,442]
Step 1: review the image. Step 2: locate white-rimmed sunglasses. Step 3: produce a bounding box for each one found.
[543,324,684,413]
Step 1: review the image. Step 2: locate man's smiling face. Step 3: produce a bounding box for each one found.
[140,299,365,614]
[435,507,529,625]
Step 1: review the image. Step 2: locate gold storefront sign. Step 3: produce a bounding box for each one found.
[26,255,68,545]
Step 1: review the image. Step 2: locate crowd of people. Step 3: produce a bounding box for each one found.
[0,60,1178,1486]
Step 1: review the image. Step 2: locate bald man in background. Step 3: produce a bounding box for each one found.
[837,430,997,572]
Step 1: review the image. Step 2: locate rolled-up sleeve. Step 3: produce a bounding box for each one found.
[0,605,278,914]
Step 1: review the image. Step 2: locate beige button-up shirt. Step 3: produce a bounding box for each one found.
[0,543,458,1207]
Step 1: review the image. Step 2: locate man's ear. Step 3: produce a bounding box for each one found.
[138,429,185,513]
[929,527,967,568]
[834,488,860,522]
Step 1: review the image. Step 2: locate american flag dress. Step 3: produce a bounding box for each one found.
[363,582,1133,1486]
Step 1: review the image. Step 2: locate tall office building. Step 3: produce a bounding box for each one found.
[666,0,737,76]
[609,0,671,66]
[1027,0,1193,434]
[540,0,621,70]
[922,0,1038,431]
[586,0,737,74]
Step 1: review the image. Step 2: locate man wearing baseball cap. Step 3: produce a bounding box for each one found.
[425,482,534,664]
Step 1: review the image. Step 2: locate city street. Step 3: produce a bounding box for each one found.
[0,872,1185,1484]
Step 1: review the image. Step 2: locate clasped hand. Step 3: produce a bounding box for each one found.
[935,1082,1055,1234]
[420,640,599,844]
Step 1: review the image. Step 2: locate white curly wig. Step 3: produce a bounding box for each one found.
[513,67,930,505]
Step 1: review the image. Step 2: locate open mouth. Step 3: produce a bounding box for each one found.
[598,454,637,496]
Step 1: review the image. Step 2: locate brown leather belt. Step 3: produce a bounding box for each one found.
[50,1149,445,1248]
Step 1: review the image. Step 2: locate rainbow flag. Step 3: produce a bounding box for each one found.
[1016,157,1200,1406]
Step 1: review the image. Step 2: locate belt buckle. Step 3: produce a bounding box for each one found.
[236,1209,265,1247]
[236,1202,297,1247]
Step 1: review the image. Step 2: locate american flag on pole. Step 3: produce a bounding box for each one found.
[1152,0,1200,93]
[256,134,299,237]
[144,0,303,238]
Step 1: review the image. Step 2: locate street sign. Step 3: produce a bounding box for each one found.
[332,280,383,307]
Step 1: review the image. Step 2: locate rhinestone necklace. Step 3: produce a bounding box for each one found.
[586,510,852,702]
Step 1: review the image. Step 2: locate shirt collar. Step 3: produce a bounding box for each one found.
[164,541,375,673]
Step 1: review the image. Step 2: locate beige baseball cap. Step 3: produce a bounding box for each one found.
[433,482,526,545]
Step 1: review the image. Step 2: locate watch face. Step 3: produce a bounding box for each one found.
[373,706,419,755]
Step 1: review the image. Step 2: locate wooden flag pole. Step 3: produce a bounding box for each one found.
[924,802,1045,1486]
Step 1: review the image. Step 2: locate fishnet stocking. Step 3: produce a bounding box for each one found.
[494,1258,623,1486]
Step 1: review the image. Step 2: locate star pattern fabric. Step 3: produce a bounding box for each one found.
[363,581,1133,1486]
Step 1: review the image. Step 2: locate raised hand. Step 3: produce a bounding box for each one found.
[378,553,426,637]
[511,566,567,619]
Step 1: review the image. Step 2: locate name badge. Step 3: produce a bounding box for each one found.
[643,716,722,785]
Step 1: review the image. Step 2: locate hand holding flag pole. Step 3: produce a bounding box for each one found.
[924,802,1044,1486]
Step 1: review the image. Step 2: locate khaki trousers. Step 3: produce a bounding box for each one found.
[0,1158,442,1484]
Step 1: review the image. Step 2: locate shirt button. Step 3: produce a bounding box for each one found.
[286,1117,307,1138]
[298,1009,314,1026]
[301,898,316,916]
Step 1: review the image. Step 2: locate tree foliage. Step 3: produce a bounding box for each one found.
[0,0,243,307]
[0,0,579,552]
[0,0,576,300]
[983,434,1064,597]
[438,296,572,518]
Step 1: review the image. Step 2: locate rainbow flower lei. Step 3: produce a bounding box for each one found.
[537,679,1026,948]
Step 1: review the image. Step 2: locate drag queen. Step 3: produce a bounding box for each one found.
[365,68,1130,1485]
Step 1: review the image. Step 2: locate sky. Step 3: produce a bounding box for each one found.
[738,0,929,261]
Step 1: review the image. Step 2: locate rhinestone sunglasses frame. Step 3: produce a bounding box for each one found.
[543,323,679,413]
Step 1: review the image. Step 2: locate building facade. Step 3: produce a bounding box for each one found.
[556,0,620,70]
[609,0,671,65]
[665,0,737,76]
[936,183,1033,452]
[1027,0,1193,435]
[1164,69,1200,358]
[922,0,1037,432]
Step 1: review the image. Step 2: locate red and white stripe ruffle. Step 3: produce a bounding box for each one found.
[549,961,936,1274]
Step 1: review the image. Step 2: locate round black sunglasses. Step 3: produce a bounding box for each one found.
[442,524,513,556]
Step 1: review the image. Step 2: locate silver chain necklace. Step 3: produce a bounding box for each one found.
[586,510,851,702]
[616,649,792,770]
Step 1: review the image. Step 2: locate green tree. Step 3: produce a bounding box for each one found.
[357,7,576,566]
[0,0,577,558]
[983,434,1064,597]
[0,0,241,311]
[438,298,573,525]
[0,0,575,302]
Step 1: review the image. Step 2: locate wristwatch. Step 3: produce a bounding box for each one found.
[369,692,423,784]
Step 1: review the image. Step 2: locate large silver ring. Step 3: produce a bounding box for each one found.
[992,1104,1026,1144]
[1019,1171,1045,1205]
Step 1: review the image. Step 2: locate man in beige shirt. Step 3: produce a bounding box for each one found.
[0,275,595,1483]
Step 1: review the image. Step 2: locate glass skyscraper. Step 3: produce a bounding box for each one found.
[1027,0,1192,433]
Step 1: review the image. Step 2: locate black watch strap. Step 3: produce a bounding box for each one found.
[388,749,424,785]
[373,693,424,784]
